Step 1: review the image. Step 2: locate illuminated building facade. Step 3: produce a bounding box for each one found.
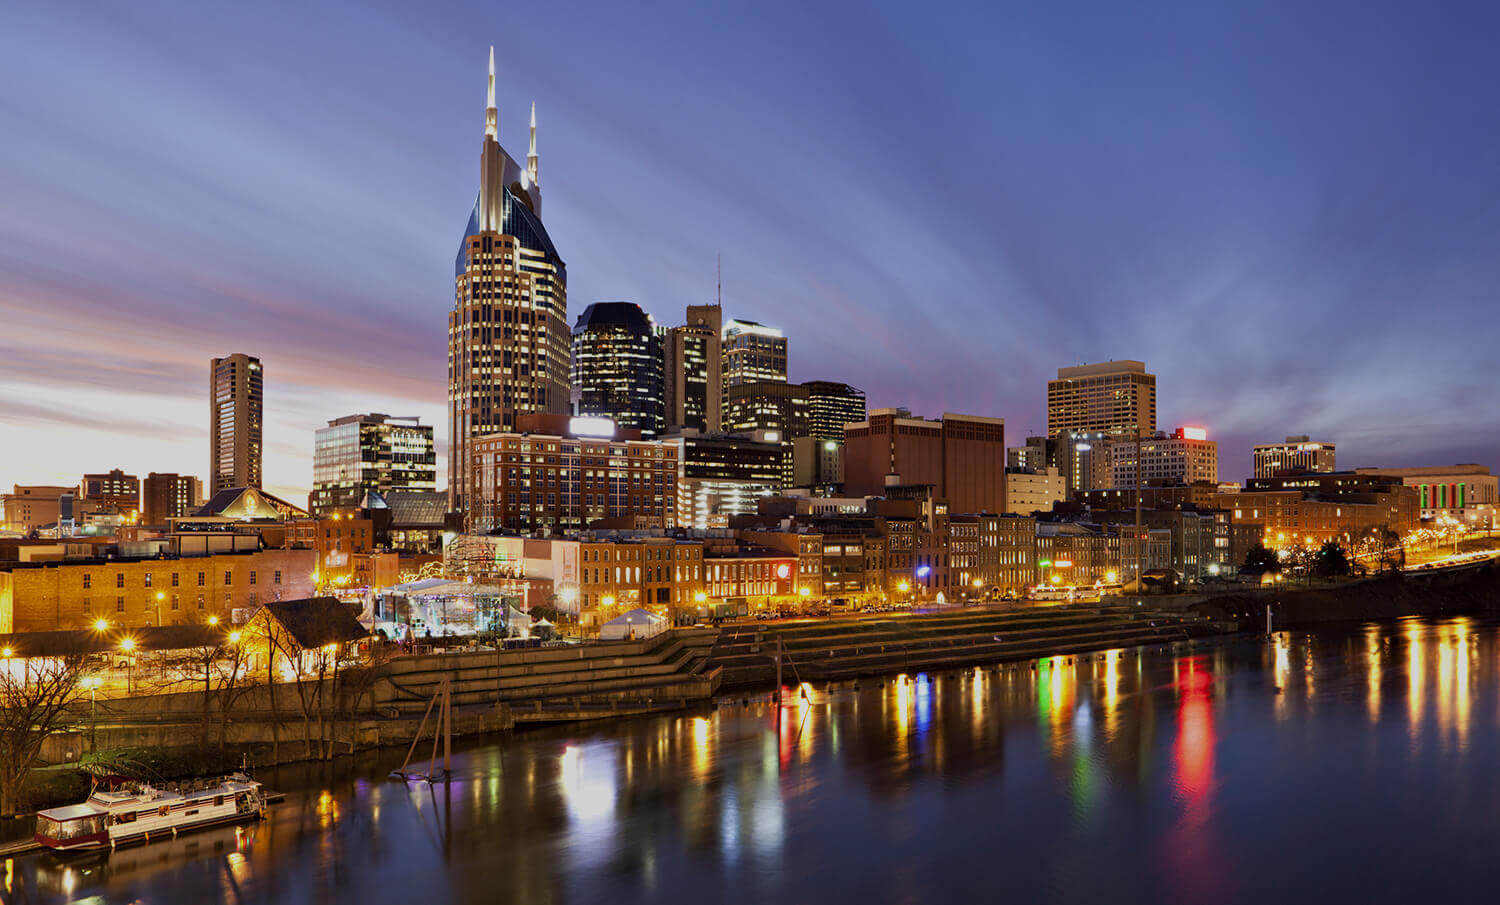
[80,469,140,517]
[802,380,867,442]
[1106,427,1218,488]
[1046,360,1156,439]
[721,319,787,388]
[664,304,722,433]
[1354,465,1497,525]
[1253,436,1336,478]
[669,431,784,529]
[467,414,679,533]
[450,48,568,513]
[570,302,665,438]
[209,353,263,495]
[311,414,436,515]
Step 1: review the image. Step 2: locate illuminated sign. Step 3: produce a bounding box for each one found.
[915,565,932,578]
[775,563,792,580]
[568,416,615,438]
[1053,560,1073,568]
[1180,426,1208,441]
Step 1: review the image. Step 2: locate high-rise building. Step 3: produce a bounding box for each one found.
[570,302,665,438]
[843,409,1006,515]
[80,469,140,516]
[802,380,867,442]
[722,319,787,388]
[142,473,203,525]
[449,48,568,513]
[1106,427,1218,488]
[210,353,264,495]
[311,414,437,515]
[1253,436,1336,478]
[1046,360,1156,439]
[664,304,722,434]
[669,431,784,529]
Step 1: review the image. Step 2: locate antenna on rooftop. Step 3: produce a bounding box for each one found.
[716,253,722,306]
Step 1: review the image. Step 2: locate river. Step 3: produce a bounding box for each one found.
[5,615,1500,904]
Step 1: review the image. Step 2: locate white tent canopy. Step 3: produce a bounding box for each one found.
[599,608,667,641]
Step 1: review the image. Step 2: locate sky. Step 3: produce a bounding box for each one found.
[2,0,1497,504]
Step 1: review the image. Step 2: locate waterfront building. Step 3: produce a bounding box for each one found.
[310,414,436,516]
[466,414,678,534]
[450,49,568,514]
[1253,436,1336,478]
[1035,522,1122,588]
[843,409,1006,516]
[980,513,1038,598]
[1046,360,1156,439]
[721,319,787,389]
[570,301,665,438]
[142,473,203,526]
[1107,427,1218,488]
[669,431,784,529]
[0,547,316,633]
[663,304,723,434]
[80,469,140,517]
[1353,465,1498,527]
[1218,472,1420,548]
[802,380,867,442]
[209,353,264,495]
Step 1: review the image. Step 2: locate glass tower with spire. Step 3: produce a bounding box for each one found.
[449,47,568,515]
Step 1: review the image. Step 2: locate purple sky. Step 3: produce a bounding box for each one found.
[3,0,1497,504]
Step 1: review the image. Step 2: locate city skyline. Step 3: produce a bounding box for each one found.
[5,1,1499,504]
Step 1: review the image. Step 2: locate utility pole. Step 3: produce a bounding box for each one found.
[1134,426,1144,592]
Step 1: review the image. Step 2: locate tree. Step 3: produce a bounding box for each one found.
[1375,525,1406,574]
[1243,544,1280,572]
[1313,541,1352,580]
[0,644,91,816]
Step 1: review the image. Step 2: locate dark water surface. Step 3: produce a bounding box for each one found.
[7,616,1500,904]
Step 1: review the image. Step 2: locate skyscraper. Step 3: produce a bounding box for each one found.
[142,473,203,525]
[209,353,263,495]
[722,319,787,388]
[664,303,723,433]
[1046,360,1156,439]
[843,409,1007,515]
[802,380,867,442]
[311,414,437,515]
[1253,436,1336,478]
[449,48,568,513]
[570,302,665,438]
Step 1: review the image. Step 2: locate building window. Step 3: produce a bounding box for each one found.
[83,574,92,589]
[116,573,125,588]
[116,597,125,612]
[197,595,205,609]
[83,598,92,613]
[144,573,153,588]
[171,572,179,587]
[171,595,180,611]
[274,570,282,584]
[198,572,205,587]
[224,571,232,586]
[250,571,257,585]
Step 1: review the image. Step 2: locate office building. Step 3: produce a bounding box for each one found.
[142,473,203,526]
[722,319,787,388]
[467,414,679,534]
[669,431,784,529]
[843,409,1006,515]
[793,437,844,490]
[79,469,140,516]
[209,353,264,494]
[450,49,568,513]
[664,304,723,433]
[1047,360,1156,438]
[1107,427,1218,488]
[802,380,867,442]
[311,414,437,515]
[1220,472,1420,547]
[570,302,665,438]
[724,381,809,485]
[1253,436,1337,478]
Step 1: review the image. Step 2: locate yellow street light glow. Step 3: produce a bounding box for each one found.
[972,578,984,588]
[1,647,11,658]
[92,619,109,633]
[119,637,136,652]
[798,586,812,598]
[601,595,616,608]
[693,591,707,603]
[155,591,165,601]
[1106,571,1119,584]
[228,631,242,643]
[1051,575,1064,584]
[897,581,910,593]
[207,615,219,626]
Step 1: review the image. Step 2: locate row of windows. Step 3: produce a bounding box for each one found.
[84,570,283,589]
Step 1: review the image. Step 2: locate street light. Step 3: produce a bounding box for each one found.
[92,618,109,633]
[81,676,103,753]
[207,615,219,626]
[228,631,242,644]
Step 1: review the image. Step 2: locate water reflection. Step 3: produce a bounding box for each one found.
[11,616,1500,904]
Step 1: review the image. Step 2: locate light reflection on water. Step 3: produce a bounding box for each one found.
[11,616,1500,904]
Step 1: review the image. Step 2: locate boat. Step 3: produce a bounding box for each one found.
[34,773,265,851]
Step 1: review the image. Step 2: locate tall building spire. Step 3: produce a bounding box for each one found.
[527,101,539,186]
[485,46,498,140]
